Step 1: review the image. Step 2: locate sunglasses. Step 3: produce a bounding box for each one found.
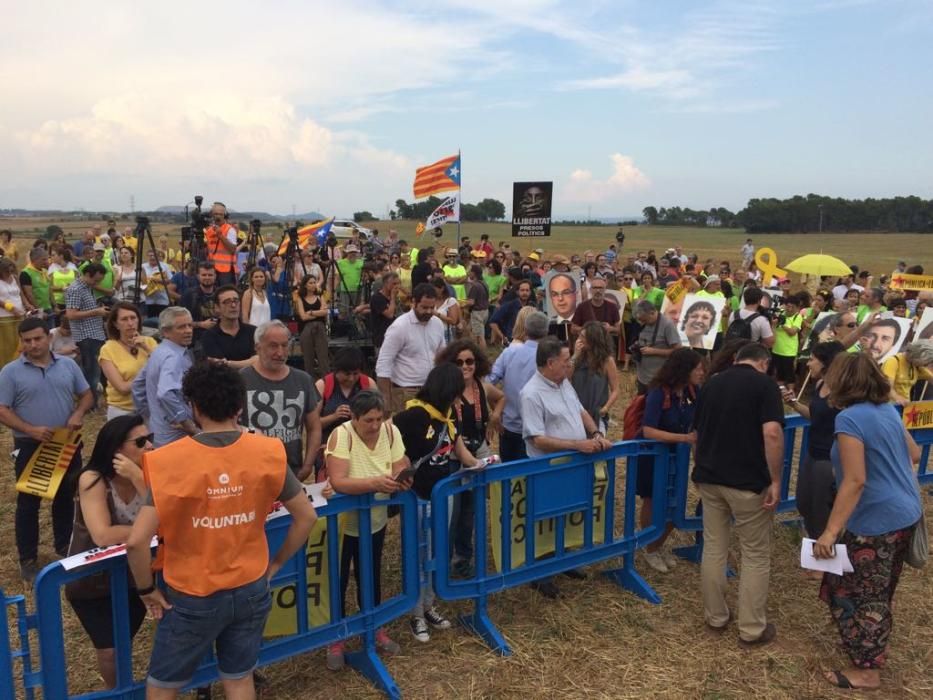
[455,357,476,367]
[126,433,154,448]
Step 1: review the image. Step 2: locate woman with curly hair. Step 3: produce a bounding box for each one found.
[435,339,505,576]
[814,352,923,690]
[570,321,620,434]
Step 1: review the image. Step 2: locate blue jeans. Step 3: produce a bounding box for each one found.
[76,337,105,405]
[147,576,272,689]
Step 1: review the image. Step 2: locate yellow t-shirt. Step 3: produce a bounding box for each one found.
[881,353,933,401]
[325,421,405,536]
[98,336,158,411]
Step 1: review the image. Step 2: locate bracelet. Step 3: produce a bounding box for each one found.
[136,583,156,596]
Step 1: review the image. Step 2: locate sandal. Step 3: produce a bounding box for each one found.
[825,670,879,691]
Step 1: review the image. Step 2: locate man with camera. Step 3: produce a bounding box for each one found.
[205,202,239,286]
[65,262,110,407]
[631,299,681,395]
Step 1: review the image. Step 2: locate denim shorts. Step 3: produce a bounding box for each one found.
[147,576,272,689]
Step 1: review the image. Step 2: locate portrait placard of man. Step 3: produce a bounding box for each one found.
[860,317,910,363]
[544,270,578,323]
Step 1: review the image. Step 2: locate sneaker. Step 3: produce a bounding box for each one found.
[19,560,39,582]
[409,616,430,643]
[661,550,678,569]
[424,606,452,630]
[326,641,346,670]
[195,686,211,700]
[375,628,400,655]
[451,557,474,578]
[643,550,669,573]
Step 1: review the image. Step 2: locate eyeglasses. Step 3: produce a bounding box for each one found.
[454,357,475,367]
[125,433,154,448]
[219,298,240,305]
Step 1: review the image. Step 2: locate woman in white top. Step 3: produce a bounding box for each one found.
[113,246,146,303]
[0,258,28,367]
[241,267,272,326]
[432,277,461,345]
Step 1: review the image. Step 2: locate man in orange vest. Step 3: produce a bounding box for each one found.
[206,202,239,286]
[126,362,317,699]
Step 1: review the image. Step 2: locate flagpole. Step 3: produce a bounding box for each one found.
[456,149,462,249]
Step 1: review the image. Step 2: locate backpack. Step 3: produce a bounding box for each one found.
[322,372,370,402]
[622,394,648,440]
[725,310,760,341]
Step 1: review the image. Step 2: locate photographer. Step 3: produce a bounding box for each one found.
[204,202,239,286]
[65,263,110,407]
[631,299,681,395]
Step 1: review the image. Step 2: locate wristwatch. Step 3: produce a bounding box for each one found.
[588,431,604,439]
[136,583,156,596]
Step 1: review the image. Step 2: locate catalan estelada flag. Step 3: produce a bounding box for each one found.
[277,217,335,254]
[413,154,461,199]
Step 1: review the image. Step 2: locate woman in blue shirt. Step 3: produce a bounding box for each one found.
[637,348,705,573]
[814,352,923,691]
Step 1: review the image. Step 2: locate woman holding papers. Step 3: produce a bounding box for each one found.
[814,352,923,691]
[322,390,410,671]
[781,341,845,542]
[65,414,151,690]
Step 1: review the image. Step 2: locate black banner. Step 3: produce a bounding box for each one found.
[511,181,552,237]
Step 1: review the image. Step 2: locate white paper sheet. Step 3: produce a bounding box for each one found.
[800,537,854,575]
[304,482,328,509]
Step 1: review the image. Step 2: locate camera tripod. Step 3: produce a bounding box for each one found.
[238,219,266,290]
[130,217,171,311]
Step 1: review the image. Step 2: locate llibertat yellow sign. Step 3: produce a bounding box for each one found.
[889,273,933,292]
[489,460,608,571]
[15,428,82,499]
[903,401,933,431]
[264,517,341,637]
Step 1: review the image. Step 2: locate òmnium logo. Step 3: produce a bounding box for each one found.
[207,473,244,499]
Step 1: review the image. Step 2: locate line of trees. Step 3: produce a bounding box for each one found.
[391,197,506,222]
[643,194,933,233]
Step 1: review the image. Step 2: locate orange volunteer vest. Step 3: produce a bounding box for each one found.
[206,222,238,273]
[144,432,286,597]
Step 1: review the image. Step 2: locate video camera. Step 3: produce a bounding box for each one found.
[181,195,209,244]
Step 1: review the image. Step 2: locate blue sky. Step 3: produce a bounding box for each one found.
[1,0,930,218]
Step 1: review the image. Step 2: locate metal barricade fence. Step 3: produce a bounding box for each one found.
[913,427,933,485]
[429,441,671,654]
[12,489,419,700]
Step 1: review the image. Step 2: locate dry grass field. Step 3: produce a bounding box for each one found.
[1,216,931,698]
[1,216,929,276]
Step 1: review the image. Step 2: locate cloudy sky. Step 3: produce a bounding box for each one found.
[2,0,930,217]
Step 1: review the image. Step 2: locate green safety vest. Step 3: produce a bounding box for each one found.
[21,265,51,310]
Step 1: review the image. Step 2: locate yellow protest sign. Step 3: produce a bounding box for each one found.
[264,516,341,637]
[664,277,690,305]
[489,460,608,571]
[903,401,933,431]
[890,273,933,292]
[754,247,787,287]
[15,428,82,500]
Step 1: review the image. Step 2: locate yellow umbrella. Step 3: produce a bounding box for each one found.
[785,253,852,278]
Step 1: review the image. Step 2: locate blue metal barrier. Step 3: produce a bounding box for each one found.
[913,428,933,485]
[28,489,419,700]
[430,441,671,653]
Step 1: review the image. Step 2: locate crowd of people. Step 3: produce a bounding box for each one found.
[0,222,930,694]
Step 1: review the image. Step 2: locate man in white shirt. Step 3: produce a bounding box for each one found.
[729,287,774,348]
[831,273,864,302]
[376,283,446,413]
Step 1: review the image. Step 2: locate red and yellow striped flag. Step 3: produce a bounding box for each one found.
[413,154,461,199]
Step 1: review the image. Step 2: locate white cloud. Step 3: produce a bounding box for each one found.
[563,154,651,203]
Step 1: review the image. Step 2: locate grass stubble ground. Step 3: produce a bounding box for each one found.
[0,220,931,698]
[2,370,932,700]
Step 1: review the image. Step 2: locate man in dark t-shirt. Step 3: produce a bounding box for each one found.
[411,247,436,288]
[199,285,256,367]
[370,272,399,349]
[691,342,784,646]
[570,277,619,341]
